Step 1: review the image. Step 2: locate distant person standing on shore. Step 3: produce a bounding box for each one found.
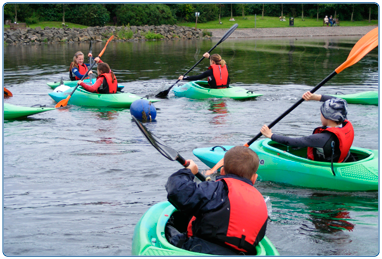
[324,15,329,26]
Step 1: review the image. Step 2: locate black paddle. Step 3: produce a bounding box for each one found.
[155,23,239,98]
[132,115,209,182]
[88,40,93,85]
[207,27,378,174]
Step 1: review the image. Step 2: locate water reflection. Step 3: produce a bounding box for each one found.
[208,99,228,125]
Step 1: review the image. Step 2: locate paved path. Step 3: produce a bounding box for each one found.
[209,26,377,39]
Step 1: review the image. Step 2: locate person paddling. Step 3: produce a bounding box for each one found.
[260,91,354,163]
[178,52,230,89]
[165,146,268,255]
[69,51,102,81]
[78,63,117,94]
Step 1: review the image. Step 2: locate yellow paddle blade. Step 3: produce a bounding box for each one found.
[55,95,71,108]
[98,35,114,57]
[335,27,378,74]
[4,87,13,97]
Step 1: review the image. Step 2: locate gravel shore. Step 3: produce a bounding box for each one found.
[209,26,377,39]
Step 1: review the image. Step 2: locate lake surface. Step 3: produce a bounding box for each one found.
[3,36,379,256]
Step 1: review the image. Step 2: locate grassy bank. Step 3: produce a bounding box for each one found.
[4,21,88,29]
[178,15,378,29]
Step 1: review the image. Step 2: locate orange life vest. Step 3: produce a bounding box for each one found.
[97,73,118,94]
[307,120,354,163]
[186,178,268,254]
[71,63,89,80]
[208,64,229,88]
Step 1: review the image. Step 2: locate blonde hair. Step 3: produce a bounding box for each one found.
[69,51,84,71]
[97,63,116,83]
[210,54,226,67]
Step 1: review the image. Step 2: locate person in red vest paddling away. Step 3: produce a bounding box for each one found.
[165,146,268,255]
[260,91,354,163]
[69,51,102,81]
[78,63,118,94]
[178,52,230,88]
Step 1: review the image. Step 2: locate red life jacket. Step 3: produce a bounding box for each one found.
[307,120,354,163]
[186,178,268,254]
[97,73,118,94]
[208,64,229,88]
[71,63,89,80]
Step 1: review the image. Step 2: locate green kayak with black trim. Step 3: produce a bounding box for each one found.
[47,78,124,91]
[4,103,54,120]
[193,139,378,192]
[330,91,378,105]
[173,81,262,100]
[48,86,159,108]
[131,201,279,256]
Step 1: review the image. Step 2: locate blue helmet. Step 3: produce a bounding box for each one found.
[320,98,348,122]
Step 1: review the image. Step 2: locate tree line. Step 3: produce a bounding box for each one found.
[4,3,378,27]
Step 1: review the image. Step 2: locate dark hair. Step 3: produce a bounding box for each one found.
[223,146,259,180]
[97,63,116,83]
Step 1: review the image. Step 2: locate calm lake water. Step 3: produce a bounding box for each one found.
[3,36,379,256]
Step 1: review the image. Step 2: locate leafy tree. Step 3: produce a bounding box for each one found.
[116,4,176,26]
[192,4,218,23]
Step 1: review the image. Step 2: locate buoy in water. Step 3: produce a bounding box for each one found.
[130,99,157,121]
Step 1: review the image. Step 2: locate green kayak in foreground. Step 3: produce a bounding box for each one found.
[330,91,378,105]
[193,139,378,192]
[131,201,279,256]
[48,87,159,108]
[4,103,54,120]
[47,78,124,91]
[173,81,263,100]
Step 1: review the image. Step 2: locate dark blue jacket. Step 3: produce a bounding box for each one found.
[166,168,253,217]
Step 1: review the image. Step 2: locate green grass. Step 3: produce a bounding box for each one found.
[4,21,88,29]
[178,15,378,29]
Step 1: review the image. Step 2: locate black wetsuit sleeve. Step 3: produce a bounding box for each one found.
[271,132,333,148]
[320,95,335,102]
[183,70,213,81]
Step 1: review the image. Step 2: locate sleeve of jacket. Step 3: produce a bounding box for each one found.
[165,168,226,217]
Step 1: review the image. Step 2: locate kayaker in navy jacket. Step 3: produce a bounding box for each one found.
[69,51,102,81]
[178,52,230,88]
[260,91,354,163]
[165,146,268,255]
[78,63,117,94]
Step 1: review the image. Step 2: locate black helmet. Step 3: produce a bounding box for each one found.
[320,98,348,122]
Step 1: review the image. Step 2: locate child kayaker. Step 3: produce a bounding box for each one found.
[178,52,230,88]
[69,51,102,81]
[78,63,117,94]
[165,146,268,255]
[260,91,354,163]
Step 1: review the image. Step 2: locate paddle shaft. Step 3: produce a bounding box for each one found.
[246,71,337,146]
[176,154,207,182]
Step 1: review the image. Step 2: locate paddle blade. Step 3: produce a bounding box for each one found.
[98,35,114,57]
[4,87,13,97]
[155,89,170,98]
[132,116,178,161]
[55,95,71,108]
[220,23,238,43]
[335,27,378,74]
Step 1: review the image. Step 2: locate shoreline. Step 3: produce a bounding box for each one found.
[208,26,377,39]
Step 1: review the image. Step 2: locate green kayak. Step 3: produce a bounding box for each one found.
[193,139,378,192]
[47,78,124,91]
[48,87,159,108]
[330,91,378,105]
[131,201,279,256]
[173,81,263,100]
[4,103,54,120]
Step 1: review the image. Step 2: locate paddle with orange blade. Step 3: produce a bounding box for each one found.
[206,27,378,175]
[4,87,13,97]
[55,35,114,108]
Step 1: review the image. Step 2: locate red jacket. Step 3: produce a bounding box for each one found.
[307,120,354,162]
[208,64,229,88]
[187,177,268,254]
